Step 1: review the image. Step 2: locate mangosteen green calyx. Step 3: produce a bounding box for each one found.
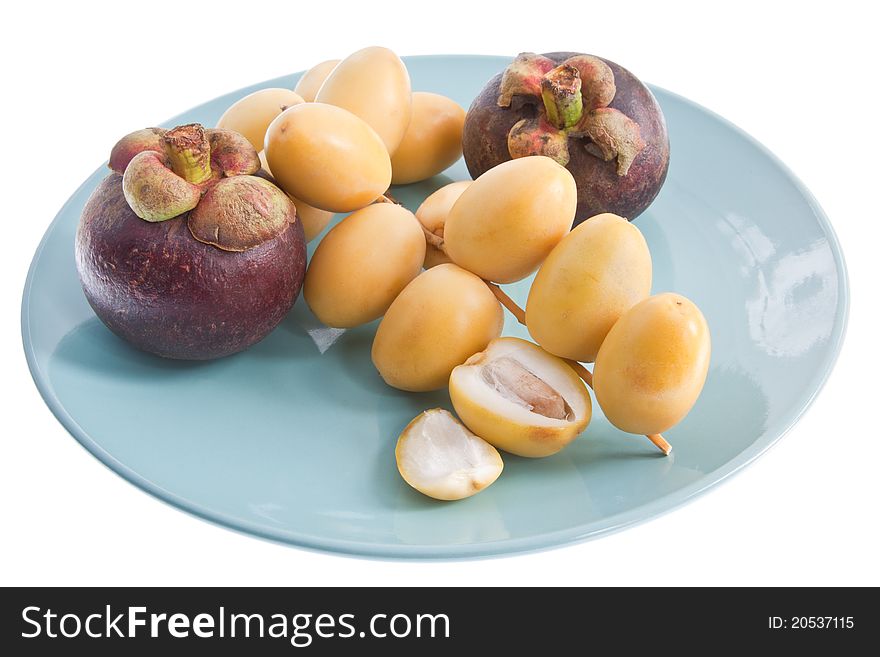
[462,52,670,223]
[76,123,307,360]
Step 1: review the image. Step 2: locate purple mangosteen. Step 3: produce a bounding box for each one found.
[462,52,670,224]
[76,123,306,360]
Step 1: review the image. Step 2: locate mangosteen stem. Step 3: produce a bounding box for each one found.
[541,64,584,130]
[163,124,213,184]
[484,281,672,456]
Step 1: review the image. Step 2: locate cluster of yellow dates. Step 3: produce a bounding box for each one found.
[306,155,709,501]
[216,46,710,502]
[218,46,465,237]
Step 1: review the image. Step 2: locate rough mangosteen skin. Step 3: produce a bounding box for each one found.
[462,52,670,224]
[76,174,306,360]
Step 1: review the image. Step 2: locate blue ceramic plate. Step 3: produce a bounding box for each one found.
[22,55,848,559]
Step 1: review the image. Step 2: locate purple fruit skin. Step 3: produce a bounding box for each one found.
[75,173,306,360]
[462,52,670,224]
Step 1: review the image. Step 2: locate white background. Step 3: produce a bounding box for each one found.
[2,1,877,586]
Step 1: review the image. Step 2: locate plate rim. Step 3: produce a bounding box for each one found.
[21,54,850,560]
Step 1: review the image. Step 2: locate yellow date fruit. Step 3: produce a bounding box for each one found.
[415,180,471,268]
[391,92,465,184]
[372,264,504,392]
[443,156,577,283]
[449,337,592,458]
[217,88,304,151]
[593,293,711,435]
[294,59,341,102]
[315,46,411,155]
[291,197,334,242]
[304,203,425,328]
[396,409,503,501]
[265,103,391,213]
[258,150,332,242]
[526,213,652,362]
